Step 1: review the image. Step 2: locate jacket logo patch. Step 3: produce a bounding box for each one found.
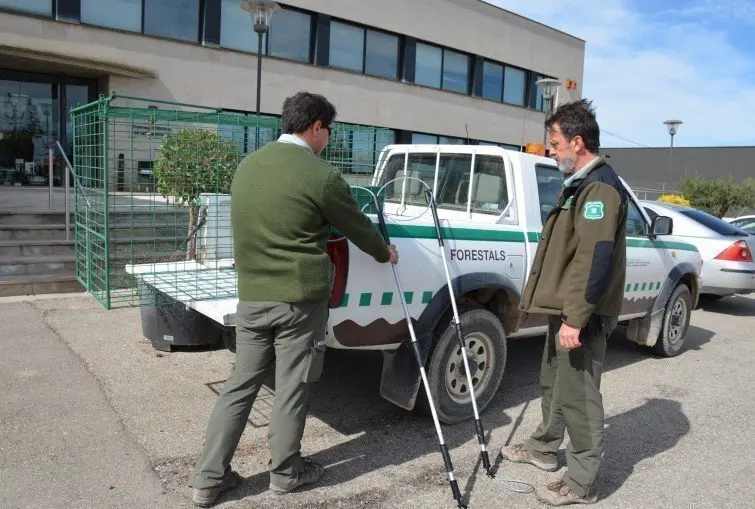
[583,201,605,220]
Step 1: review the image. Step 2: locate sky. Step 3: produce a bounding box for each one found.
[484,0,755,148]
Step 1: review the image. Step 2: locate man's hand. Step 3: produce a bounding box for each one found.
[558,322,582,350]
[388,244,399,264]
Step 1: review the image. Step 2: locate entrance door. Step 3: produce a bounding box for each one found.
[0,80,59,186]
[0,71,97,188]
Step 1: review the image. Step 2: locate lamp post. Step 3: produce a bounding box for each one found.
[663,119,682,187]
[535,78,562,150]
[241,0,280,151]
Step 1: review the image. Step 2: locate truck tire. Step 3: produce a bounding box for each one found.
[421,307,507,424]
[653,284,692,357]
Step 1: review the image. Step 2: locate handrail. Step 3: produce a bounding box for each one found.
[55,141,91,210]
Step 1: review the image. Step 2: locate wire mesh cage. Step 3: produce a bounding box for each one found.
[70,93,394,309]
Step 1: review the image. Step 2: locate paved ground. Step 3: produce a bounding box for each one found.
[1,292,753,509]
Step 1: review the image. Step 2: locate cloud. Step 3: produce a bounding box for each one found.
[484,0,754,147]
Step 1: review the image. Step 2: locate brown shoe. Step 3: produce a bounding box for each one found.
[499,443,558,472]
[192,471,242,507]
[269,457,324,494]
[535,479,598,506]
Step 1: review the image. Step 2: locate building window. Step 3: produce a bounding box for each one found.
[81,0,142,33]
[482,61,503,102]
[221,2,310,62]
[503,66,527,106]
[221,0,264,52]
[144,0,200,43]
[329,21,399,79]
[442,50,469,94]
[268,8,311,62]
[415,43,443,88]
[534,74,546,111]
[415,43,470,94]
[329,21,364,72]
[365,30,399,79]
[0,0,51,15]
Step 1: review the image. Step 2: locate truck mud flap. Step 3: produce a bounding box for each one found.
[379,330,432,410]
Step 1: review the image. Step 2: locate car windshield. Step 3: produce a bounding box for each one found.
[679,209,749,236]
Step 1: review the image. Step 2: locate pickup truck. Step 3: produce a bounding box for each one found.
[129,144,703,424]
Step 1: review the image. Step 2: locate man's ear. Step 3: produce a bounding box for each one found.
[572,135,585,153]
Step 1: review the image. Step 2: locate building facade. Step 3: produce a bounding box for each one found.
[0,0,584,189]
[603,146,755,198]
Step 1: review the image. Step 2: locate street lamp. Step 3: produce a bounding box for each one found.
[535,78,562,149]
[663,119,682,186]
[241,0,280,150]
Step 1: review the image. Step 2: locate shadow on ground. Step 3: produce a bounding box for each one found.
[195,323,712,507]
[697,294,755,317]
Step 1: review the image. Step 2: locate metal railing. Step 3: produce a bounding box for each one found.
[47,141,78,241]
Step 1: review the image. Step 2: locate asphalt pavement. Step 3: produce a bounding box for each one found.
[0,292,753,509]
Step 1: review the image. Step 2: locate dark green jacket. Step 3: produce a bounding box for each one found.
[231,141,390,303]
[519,156,628,328]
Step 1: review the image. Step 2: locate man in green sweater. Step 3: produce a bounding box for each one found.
[191,92,398,507]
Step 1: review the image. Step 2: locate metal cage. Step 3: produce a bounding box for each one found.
[70,93,393,309]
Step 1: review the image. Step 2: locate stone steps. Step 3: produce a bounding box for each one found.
[0,273,82,298]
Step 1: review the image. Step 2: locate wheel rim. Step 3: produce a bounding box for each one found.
[668,296,688,346]
[444,332,496,404]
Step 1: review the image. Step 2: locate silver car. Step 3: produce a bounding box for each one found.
[641,201,755,299]
[728,215,755,234]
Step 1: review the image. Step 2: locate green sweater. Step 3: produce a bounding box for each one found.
[230,141,390,303]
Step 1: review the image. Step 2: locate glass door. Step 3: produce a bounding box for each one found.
[0,80,59,186]
[0,71,97,188]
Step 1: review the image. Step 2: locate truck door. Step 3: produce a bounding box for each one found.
[622,198,668,318]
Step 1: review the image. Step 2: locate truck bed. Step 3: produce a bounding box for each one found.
[125,260,239,325]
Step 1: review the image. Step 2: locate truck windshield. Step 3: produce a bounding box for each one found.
[535,164,563,225]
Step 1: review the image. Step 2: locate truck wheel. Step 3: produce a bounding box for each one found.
[653,284,692,357]
[422,307,507,424]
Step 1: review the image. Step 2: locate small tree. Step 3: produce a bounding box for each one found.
[153,128,241,259]
[678,176,755,218]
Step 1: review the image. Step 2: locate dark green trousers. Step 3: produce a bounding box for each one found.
[192,300,328,490]
[525,314,617,497]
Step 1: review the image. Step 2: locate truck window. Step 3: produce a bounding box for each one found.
[626,201,648,236]
[535,165,562,224]
[436,153,473,211]
[471,155,509,215]
[379,152,438,205]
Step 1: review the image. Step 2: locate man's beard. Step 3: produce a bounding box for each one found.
[557,154,577,173]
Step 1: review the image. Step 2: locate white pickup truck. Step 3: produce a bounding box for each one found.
[130,144,703,424]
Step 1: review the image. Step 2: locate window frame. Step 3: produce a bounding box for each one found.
[328,18,401,80]
[142,0,202,44]
[468,152,516,223]
[626,199,650,237]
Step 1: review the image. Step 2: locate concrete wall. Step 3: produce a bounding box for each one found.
[0,1,584,148]
[603,146,755,192]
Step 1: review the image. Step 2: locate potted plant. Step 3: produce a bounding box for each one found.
[152,128,240,260]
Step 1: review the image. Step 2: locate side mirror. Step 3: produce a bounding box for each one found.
[652,215,673,236]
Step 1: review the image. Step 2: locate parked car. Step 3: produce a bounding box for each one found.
[641,201,755,300]
[727,215,755,234]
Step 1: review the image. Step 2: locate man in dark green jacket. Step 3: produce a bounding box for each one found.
[191,92,398,507]
[501,99,628,506]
